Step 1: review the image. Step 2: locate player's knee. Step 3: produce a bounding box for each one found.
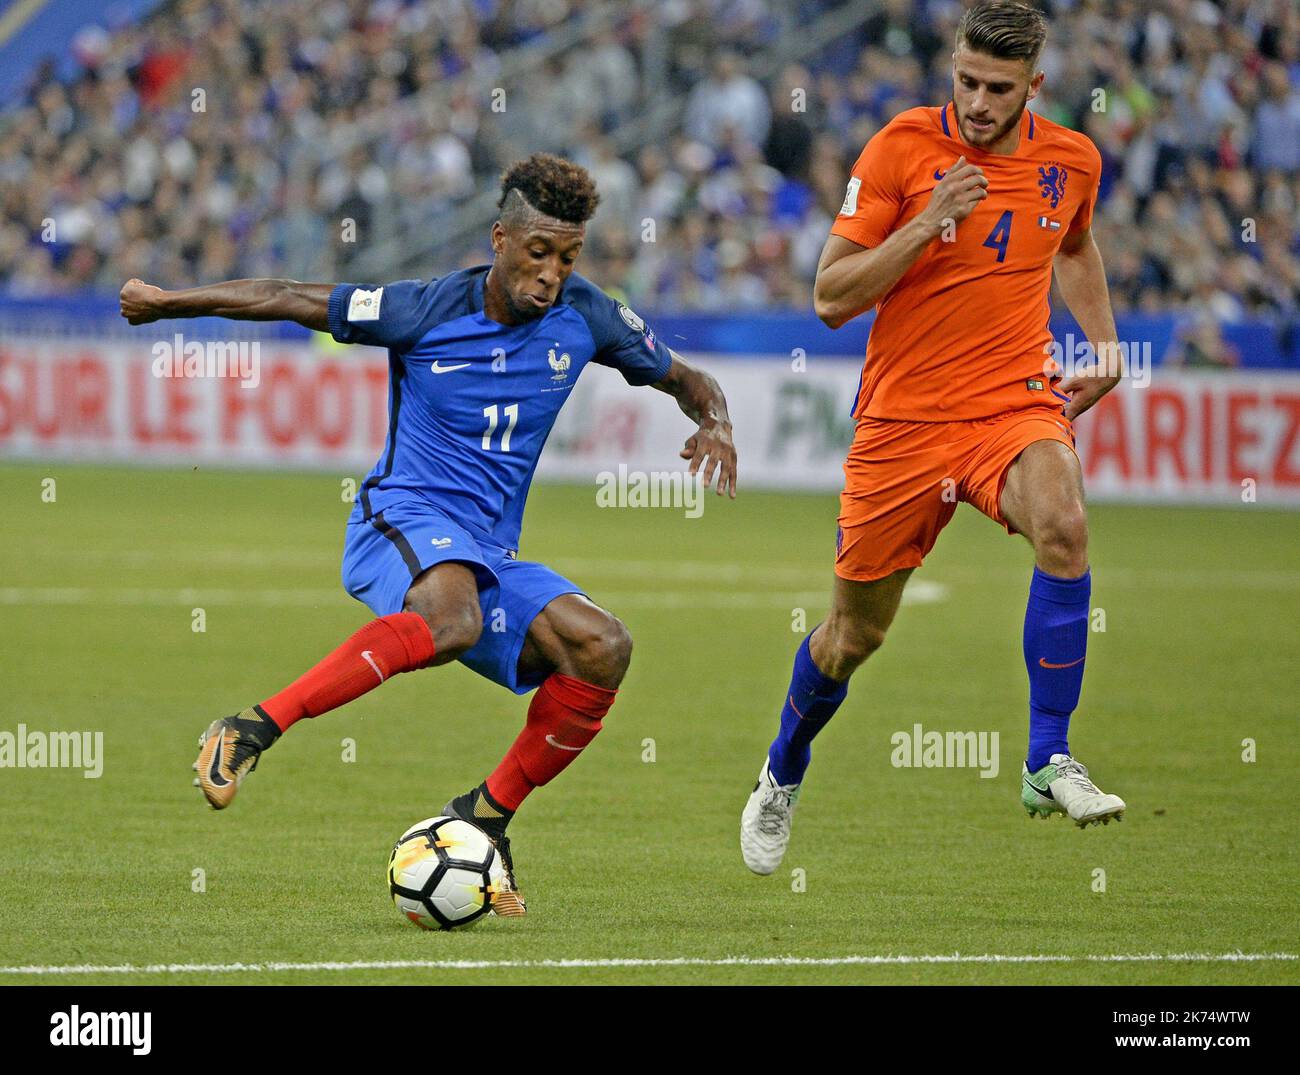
[440,601,484,659]
[406,598,482,661]
[822,618,887,677]
[569,614,633,687]
[1034,504,1089,576]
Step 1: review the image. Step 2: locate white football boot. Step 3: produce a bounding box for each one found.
[740,759,802,875]
[1022,752,1126,827]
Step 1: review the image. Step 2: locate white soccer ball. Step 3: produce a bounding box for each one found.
[388,816,504,930]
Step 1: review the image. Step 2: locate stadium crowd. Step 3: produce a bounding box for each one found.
[1,0,1297,342]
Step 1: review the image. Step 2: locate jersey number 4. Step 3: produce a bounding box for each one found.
[982,210,1013,263]
[481,403,519,452]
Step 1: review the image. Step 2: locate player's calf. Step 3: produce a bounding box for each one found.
[452,671,618,831]
[258,610,438,732]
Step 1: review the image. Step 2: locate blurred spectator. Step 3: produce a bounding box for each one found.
[1252,62,1300,172]
[683,51,771,148]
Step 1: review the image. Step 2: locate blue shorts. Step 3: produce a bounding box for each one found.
[340,500,583,694]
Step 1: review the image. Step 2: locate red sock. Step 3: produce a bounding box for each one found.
[259,612,435,732]
[485,673,617,811]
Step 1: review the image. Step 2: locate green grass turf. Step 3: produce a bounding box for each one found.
[0,462,1296,985]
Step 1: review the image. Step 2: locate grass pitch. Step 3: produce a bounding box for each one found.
[0,463,1296,985]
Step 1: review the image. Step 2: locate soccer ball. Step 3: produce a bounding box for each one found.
[388,816,504,930]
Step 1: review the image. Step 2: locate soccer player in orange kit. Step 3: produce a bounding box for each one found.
[741,1,1127,874]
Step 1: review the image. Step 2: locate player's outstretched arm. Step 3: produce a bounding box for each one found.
[814,157,988,328]
[652,350,737,498]
[1052,229,1122,421]
[119,277,333,332]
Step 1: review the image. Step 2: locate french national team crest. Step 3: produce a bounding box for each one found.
[1037,163,1067,209]
[547,345,571,382]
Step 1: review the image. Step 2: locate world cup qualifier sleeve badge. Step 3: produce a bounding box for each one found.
[618,303,656,351]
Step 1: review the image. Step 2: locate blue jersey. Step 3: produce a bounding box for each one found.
[327,266,672,551]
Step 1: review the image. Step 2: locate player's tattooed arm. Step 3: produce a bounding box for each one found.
[653,350,737,497]
[119,278,333,332]
[815,157,988,328]
[1053,228,1122,420]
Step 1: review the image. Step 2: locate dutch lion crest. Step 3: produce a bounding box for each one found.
[1037,164,1067,209]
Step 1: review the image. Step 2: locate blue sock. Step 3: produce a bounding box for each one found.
[767,633,848,785]
[1024,566,1090,772]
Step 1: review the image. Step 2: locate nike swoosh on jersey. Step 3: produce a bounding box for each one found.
[933,168,946,180]
[430,361,471,374]
[545,734,584,752]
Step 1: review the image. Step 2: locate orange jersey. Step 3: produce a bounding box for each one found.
[831,102,1102,422]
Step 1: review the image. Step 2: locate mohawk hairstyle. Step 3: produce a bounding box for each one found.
[497,153,600,226]
[956,1,1048,67]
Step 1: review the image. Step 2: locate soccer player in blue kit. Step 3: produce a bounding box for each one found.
[119,154,737,914]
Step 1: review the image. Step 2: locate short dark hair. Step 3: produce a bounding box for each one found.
[955,2,1048,67]
[497,153,600,226]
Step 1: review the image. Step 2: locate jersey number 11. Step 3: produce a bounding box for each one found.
[481,403,519,452]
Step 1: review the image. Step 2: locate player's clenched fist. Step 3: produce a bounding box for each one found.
[119,278,167,324]
[920,156,988,232]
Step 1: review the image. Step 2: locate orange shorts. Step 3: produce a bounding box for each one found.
[835,406,1076,582]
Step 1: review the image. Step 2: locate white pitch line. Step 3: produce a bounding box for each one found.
[0,952,1293,976]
